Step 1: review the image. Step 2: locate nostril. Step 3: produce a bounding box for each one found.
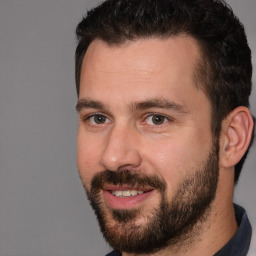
[100,148,142,172]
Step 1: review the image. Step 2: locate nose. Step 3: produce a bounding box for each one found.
[100,125,142,171]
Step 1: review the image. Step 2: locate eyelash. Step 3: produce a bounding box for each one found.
[82,113,111,125]
[81,112,173,127]
[142,113,172,127]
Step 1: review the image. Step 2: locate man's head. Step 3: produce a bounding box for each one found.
[75,0,253,183]
[75,0,254,254]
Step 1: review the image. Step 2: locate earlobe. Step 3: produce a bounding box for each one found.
[220,107,254,168]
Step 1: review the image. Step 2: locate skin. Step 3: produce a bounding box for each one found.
[76,35,249,255]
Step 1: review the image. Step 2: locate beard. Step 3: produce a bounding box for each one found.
[84,139,219,254]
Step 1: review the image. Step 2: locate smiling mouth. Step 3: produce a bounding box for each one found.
[111,190,145,197]
[102,186,155,209]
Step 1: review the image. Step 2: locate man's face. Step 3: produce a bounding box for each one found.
[77,36,219,253]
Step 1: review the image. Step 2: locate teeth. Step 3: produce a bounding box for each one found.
[111,190,144,197]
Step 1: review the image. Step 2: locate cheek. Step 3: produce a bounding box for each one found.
[144,139,186,182]
[142,133,211,185]
[77,128,104,186]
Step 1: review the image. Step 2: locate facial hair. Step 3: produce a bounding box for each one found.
[84,139,219,254]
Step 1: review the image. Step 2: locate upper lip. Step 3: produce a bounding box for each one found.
[102,184,153,192]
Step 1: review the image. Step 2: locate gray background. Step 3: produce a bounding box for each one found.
[0,0,255,255]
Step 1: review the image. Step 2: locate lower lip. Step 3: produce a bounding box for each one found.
[103,190,155,210]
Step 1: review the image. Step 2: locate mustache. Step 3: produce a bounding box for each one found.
[90,170,166,192]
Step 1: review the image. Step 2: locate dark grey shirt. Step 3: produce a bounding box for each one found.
[106,204,252,256]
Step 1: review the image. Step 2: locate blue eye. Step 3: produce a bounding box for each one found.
[145,115,168,125]
[89,114,110,125]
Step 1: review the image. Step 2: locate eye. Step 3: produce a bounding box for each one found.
[88,114,110,125]
[145,114,168,125]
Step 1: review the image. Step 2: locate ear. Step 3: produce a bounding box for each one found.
[220,107,254,168]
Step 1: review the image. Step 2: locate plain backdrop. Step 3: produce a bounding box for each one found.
[0,0,255,255]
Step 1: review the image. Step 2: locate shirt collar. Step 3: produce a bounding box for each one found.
[214,203,252,256]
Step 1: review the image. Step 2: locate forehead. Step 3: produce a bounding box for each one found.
[79,35,208,111]
[82,35,201,73]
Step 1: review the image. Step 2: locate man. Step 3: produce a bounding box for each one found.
[75,0,254,255]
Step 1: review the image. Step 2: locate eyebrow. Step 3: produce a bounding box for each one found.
[76,98,188,114]
[132,98,188,114]
[76,99,104,112]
